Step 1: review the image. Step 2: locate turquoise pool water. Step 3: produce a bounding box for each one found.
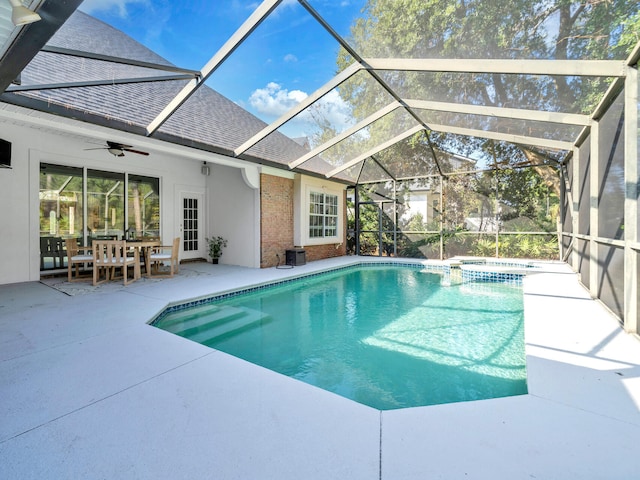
[153,265,527,410]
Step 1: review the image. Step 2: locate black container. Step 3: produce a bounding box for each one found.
[286,249,306,266]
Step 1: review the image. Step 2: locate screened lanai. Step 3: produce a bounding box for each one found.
[0,0,638,333]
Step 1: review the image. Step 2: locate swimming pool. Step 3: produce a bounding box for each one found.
[152,264,527,410]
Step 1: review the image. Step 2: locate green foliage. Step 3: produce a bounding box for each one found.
[496,234,559,259]
[396,234,428,258]
[206,236,227,259]
[474,237,496,257]
[333,0,638,174]
[403,211,428,232]
[348,168,560,259]
[335,1,633,260]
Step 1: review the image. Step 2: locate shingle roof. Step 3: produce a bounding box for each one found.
[8,11,322,174]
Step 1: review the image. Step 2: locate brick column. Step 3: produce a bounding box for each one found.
[260,174,294,267]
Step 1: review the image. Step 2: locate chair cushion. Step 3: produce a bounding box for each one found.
[150,254,171,261]
[100,258,136,264]
[71,255,93,261]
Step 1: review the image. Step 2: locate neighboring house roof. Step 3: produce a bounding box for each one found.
[292,137,310,150]
[3,11,338,178]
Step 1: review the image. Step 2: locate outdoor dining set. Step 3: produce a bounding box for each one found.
[65,237,180,286]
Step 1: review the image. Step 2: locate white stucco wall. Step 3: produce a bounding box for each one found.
[0,127,31,285]
[207,164,260,268]
[0,114,261,284]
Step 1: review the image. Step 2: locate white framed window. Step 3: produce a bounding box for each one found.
[294,175,344,246]
[309,191,338,238]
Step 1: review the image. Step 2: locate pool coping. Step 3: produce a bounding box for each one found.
[150,256,535,324]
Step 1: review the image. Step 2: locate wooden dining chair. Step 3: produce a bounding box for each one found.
[65,238,94,282]
[41,237,66,270]
[149,237,180,277]
[92,240,138,286]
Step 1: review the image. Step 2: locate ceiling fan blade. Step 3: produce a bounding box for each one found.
[106,141,132,149]
[86,141,149,156]
[123,148,149,156]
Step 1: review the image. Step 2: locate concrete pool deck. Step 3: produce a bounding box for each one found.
[1,256,639,479]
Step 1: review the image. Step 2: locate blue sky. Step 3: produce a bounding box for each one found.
[79,0,365,137]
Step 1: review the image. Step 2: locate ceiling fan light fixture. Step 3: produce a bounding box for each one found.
[8,0,41,26]
[108,147,125,157]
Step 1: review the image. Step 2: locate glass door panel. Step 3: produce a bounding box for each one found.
[87,169,125,242]
[128,174,160,239]
[179,191,205,261]
[39,163,83,270]
[183,196,199,253]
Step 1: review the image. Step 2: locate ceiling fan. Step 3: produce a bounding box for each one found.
[86,141,149,157]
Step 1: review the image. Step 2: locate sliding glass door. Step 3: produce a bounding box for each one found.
[39,164,161,271]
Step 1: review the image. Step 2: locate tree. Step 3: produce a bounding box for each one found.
[333,0,639,172]
[332,1,637,259]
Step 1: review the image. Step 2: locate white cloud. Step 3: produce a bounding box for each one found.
[283,54,298,63]
[79,0,148,17]
[248,83,354,137]
[305,89,353,131]
[249,82,308,117]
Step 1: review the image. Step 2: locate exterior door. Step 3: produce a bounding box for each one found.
[357,200,396,256]
[178,191,205,261]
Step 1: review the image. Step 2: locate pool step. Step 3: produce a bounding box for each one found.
[164,304,269,343]
[157,303,224,328]
[159,304,239,331]
[189,309,269,345]
[170,305,247,337]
